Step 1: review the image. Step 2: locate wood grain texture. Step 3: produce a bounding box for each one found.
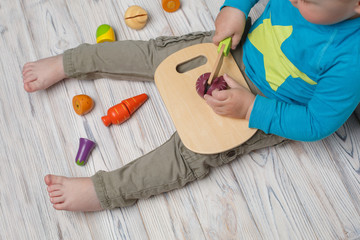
[0,0,359,239]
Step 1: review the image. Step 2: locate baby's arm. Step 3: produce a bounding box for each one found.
[204,74,255,120]
[213,7,246,49]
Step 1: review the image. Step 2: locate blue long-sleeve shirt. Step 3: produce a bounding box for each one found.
[223,0,360,141]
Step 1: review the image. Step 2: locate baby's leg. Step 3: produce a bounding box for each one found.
[44,131,286,211]
[44,133,212,211]
[62,32,213,82]
[23,32,213,92]
[22,55,67,92]
[90,131,286,209]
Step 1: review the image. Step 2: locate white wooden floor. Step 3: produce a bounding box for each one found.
[1,0,360,239]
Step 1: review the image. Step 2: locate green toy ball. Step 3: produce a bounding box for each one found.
[96,24,116,43]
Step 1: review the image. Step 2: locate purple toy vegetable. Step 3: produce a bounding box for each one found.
[195,72,228,97]
[75,138,96,166]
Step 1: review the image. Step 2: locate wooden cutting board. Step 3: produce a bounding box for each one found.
[154,43,257,154]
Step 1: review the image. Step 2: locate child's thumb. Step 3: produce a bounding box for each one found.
[223,74,241,88]
[212,33,223,46]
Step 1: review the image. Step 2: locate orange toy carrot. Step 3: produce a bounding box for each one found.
[101,93,148,127]
[162,0,180,12]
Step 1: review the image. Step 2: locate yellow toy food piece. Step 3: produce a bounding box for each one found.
[96,24,116,43]
[124,6,148,30]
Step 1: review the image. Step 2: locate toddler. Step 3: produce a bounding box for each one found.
[22,0,360,211]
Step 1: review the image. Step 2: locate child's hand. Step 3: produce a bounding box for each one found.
[204,74,255,120]
[213,7,246,50]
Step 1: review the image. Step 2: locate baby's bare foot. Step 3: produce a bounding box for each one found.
[44,174,103,212]
[22,55,67,92]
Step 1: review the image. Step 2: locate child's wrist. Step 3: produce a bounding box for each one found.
[245,98,255,121]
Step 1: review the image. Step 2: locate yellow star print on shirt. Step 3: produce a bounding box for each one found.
[248,17,317,91]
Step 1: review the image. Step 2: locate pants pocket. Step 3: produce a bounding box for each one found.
[219,148,239,164]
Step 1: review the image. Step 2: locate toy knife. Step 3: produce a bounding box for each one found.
[207,37,232,85]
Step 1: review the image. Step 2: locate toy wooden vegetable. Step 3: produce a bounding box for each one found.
[101,93,148,127]
[162,0,180,12]
[75,138,96,166]
[196,72,228,97]
[72,94,94,115]
[96,24,116,43]
[124,6,148,30]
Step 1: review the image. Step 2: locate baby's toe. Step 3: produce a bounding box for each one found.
[51,196,65,204]
[22,62,34,73]
[23,71,37,83]
[46,175,66,185]
[53,203,67,211]
[47,184,62,193]
[24,82,38,93]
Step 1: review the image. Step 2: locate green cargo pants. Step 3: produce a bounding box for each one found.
[63,31,287,209]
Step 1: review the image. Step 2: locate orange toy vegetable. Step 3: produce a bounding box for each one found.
[162,0,180,12]
[101,93,148,127]
[72,94,94,115]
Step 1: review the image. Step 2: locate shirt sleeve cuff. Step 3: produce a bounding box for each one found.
[221,0,255,16]
[249,95,276,133]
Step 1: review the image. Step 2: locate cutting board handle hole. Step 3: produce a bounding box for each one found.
[176,55,207,73]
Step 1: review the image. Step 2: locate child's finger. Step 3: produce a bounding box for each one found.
[213,32,231,46]
[223,74,241,88]
[204,93,224,107]
[204,95,228,116]
[211,89,229,101]
[212,34,221,46]
[231,34,242,49]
